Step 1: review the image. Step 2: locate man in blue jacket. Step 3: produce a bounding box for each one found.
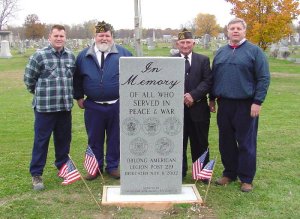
[74,21,132,180]
[209,18,270,192]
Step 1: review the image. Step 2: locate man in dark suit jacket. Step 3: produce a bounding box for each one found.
[175,28,212,179]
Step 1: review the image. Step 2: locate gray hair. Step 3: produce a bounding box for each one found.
[228,18,247,29]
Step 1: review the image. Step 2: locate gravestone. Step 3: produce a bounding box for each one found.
[295,58,300,64]
[0,31,12,42]
[294,33,299,44]
[280,38,289,47]
[203,34,211,49]
[270,43,279,58]
[162,35,172,43]
[41,37,48,48]
[146,37,155,50]
[119,57,184,195]
[89,39,94,47]
[25,40,30,48]
[78,39,83,47]
[278,46,290,59]
[18,41,26,54]
[0,40,12,58]
[170,38,179,55]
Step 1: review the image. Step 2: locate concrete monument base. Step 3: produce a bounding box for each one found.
[102,184,202,210]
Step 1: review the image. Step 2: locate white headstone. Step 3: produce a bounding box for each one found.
[0,40,12,58]
[278,46,290,59]
[294,33,299,43]
[120,57,184,195]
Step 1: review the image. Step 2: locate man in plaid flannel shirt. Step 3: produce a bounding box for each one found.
[24,24,75,190]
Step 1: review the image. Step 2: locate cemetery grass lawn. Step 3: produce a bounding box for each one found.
[0,48,300,218]
[0,50,32,72]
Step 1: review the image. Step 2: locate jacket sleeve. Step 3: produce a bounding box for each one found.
[24,54,40,94]
[253,48,270,105]
[189,56,212,101]
[73,53,85,100]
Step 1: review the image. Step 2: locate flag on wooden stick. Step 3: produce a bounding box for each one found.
[58,159,81,185]
[197,159,215,180]
[192,149,208,180]
[84,146,99,176]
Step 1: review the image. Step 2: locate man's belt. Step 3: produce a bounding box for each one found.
[94,99,118,105]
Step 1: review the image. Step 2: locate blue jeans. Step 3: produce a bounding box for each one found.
[30,110,71,176]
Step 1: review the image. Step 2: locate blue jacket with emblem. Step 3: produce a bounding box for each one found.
[74,43,132,101]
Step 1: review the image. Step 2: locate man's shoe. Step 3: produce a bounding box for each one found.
[215,176,233,186]
[107,169,120,179]
[84,172,100,181]
[32,176,44,191]
[241,183,253,192]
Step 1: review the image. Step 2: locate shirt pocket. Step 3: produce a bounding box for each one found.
[65,63,75,78]
[40,64,58,79]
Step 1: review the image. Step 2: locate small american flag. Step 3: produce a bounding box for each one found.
[192,149,208,180]
[197,160,215,180]
[58,163,68,178]
[58,159,81,185]
[84,146,99,176]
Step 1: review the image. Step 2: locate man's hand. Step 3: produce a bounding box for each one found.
[209,100,216,113]
[77,98,85,109]
[250,103,261,118]
[184,93,194,107]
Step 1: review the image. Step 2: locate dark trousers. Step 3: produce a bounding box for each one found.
[217,99,258,184]
[182,106,210,177]
[84,99,120,172]
[30,110,71,176]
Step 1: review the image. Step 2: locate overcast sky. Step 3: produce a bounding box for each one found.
[11,0,235,29]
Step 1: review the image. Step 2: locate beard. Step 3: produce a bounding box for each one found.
[96,42,112,52]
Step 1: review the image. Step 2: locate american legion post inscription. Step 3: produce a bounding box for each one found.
[120,57,184,195]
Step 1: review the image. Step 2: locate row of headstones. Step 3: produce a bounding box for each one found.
[10,39,94,52]
[0,36,226,59]
[145,33,226,50]
[0,38,96,57]
[270,42,300,63]
[2,37,299,63]
[2,33,222,55]
[1,37,129,57]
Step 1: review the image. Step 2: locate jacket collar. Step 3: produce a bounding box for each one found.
[229,38,247,49]
[86,43,118,57]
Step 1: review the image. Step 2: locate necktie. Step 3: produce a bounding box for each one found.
[184,55,190,92]
[100,52,105,69]
[184,56,190,74]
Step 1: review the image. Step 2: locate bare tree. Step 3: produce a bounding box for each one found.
[0,0,19,30]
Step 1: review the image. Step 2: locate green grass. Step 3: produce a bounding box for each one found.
[268,57,300,74]
[0,50,31,72]
[0,46,300,218]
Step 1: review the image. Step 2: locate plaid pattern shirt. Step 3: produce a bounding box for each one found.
[24,45,75,112]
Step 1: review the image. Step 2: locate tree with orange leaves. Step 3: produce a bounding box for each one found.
[194,13,221,37]
[226,0,300,50]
